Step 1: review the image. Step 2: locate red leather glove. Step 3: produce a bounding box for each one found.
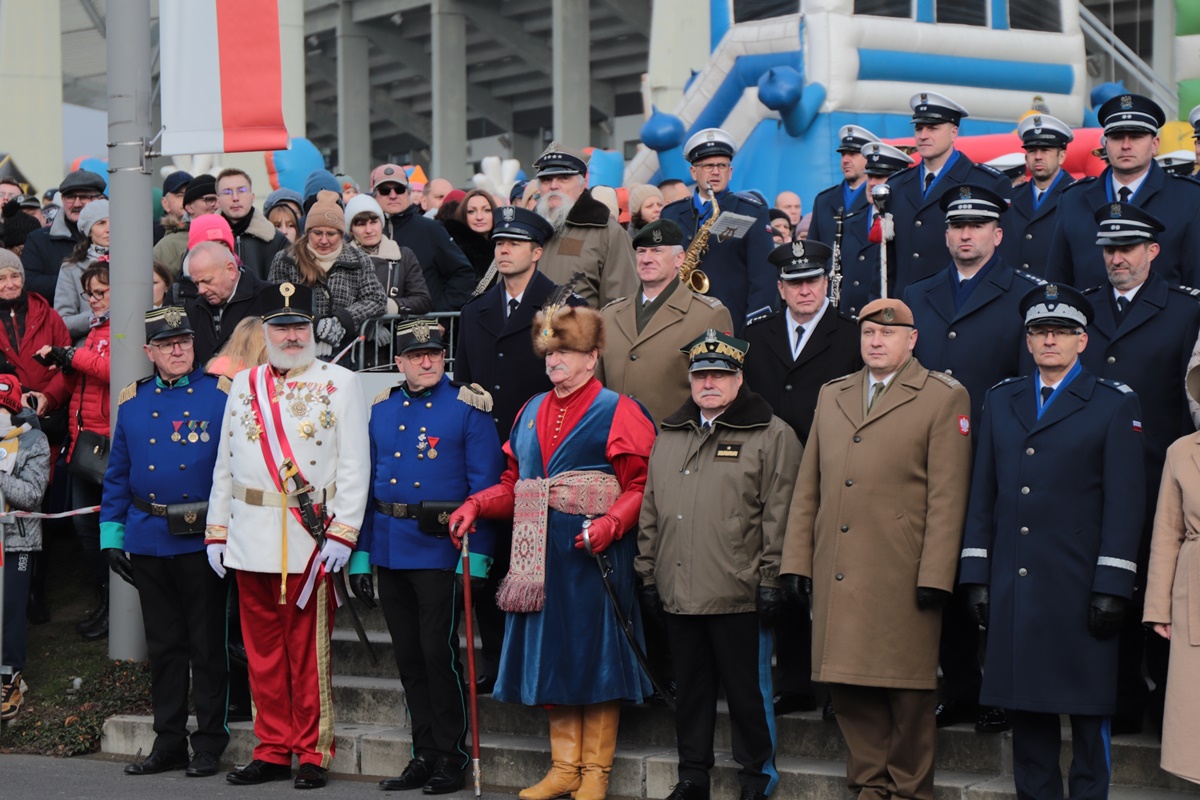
[449,484,516,549]
[448,499,479,550]
[574,514,621,554]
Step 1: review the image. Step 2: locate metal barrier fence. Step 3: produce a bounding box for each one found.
[354,312,463,375]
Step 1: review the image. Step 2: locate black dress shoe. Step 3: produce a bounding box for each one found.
[935,701,977,728]
[822,697,836,722]
[772,691,818,716]
[423,756,465,794]
[664,780,710,800]
[295,763,328,790]
[80,613,109,641]
[124,749,189,775]
[226,759,292,785]
[380,757,433,791]
[187,751,220,777]
[474,674,496,695]
[974,706,1011,733]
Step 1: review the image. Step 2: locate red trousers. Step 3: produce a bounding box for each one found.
[237,570,337,768]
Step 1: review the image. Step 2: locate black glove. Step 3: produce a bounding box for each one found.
[756,584,786,627]
[639,583,666,629]
[349,573,377,610]
[1088,592,1127,640]
[963,584,990,629]
[916,587,952,611]
[105,548,135,587]
[781,574,808,612]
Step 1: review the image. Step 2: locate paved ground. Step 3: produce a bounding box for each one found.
[0,753,518,800]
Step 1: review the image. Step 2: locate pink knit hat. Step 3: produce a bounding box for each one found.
[187,213,235,252]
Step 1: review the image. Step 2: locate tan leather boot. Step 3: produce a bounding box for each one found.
[520,705,583,800]
[574,701,621,800]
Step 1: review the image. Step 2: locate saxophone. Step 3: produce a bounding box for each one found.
[678,183,715,294]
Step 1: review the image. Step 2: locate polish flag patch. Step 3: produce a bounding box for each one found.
[1133,420,1143,432]
[958,415,970,436]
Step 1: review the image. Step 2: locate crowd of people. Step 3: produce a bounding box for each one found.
[1,84,1199,799]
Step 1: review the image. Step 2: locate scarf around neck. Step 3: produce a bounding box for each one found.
[306,241,343,274]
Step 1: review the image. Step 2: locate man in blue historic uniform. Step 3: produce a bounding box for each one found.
[450,303,656,800]
[100,306,230,778]
[903,183,1041,734]
[1080,203,1200,734]
[960,284,1145,800]
[742,239,859,719]
[998,113,1075,275]
[660,127,778,333]
[453,205,586,695]
[350,318,505,794]
[807,125,880,250]
[886,91,1012,296]
[1046,93,1200,289]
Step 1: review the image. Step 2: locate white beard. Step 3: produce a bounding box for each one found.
[265,337,317,371]
[536,192,574,235]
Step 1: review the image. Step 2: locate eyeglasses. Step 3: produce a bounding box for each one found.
[197,195,219,205]
[63,193,102,203]
[375,185,408,196]
[149,337,195,353]
[80,288,110,301]
[402,350,445,365]
[309,229,342,240]
[219,186,251,196]
[1026,327,1082,339]
[693,163,731,173]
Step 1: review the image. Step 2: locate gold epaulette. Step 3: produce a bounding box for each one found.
[217,375,233,394]
[457,383,494,413]
[118,381,139,406]
[373,388,395,406]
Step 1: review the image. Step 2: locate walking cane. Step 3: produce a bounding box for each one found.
[460,529,483,797]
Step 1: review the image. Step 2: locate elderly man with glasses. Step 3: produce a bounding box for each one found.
[100,306,233,779]
[20,169,106,302]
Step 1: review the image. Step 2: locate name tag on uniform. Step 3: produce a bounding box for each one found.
[715,442,742,460]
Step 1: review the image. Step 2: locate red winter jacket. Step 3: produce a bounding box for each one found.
[44,317,110,461]
[0,292,72,393]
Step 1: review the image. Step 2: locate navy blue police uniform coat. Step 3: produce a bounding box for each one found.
[997,170,1074,276]
[807,180,869,251]
[743,304,862,444]
[959,367,1145,714]
[358,375,505,570]
[454,270,583,441]
[1045,161,1200,289]
[100,366,229,556]
[886,151,1011,296]
[902,255,1042,424]
[661,189,779,333]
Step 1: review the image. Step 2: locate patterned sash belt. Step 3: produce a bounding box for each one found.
[496,470,621,613]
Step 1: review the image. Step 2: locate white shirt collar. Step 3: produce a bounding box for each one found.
[1111,170,1150,200]
[1114,282,1143,303]
[786,299,829,356]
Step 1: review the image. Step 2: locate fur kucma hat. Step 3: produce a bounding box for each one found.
[531,275,605,356]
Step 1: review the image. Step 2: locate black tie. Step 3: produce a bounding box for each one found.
[1118,186,1132,204]
[794,325,805,356]
[1040,386,1053,407]
[923,172,935,194]
[508,298,519,318]
[1116,295,1129,320]
[701,421,711,432]
[1035,188,1044,205]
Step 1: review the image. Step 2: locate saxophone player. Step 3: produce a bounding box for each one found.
[661,128,779,334]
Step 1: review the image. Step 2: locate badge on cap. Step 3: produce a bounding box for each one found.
[792,241,804,259]
[412,320,431,343]
[651,227,663,244]
[920,92,928,104]
[1033,116,1043,126]
[1046,284,1059,300]
[1111,203,1121,217]
[502,207,515,222]
[1120,95,1133,109]
[163,308,183,328]
[706,131,715,141]
[882,307,895,323]
[280,282,296,304]
[959,186,972,199]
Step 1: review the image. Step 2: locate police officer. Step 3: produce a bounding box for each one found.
[1080,203,1200,733]
[838,142,914,314]
[100,307,230,778]
[743,239,859,717]
[597,219,733,427]
[960,284,1144,800]
[902,184,1040,733]
[807,125,880,249]
[1047,93,1200,289]
[350,318,505,794]
[999,114,1075,275]
[887,91,1012,295]
[660,128,778,333]
[1189,104,1200,165]
[453,206,584,692]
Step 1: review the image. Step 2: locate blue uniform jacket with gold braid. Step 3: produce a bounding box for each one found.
[99,366,229,557]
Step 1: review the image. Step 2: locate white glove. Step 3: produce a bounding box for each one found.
[318,539,352,573]
[207,543,227,578]
[881,214,895,242]
[316,316,346,345]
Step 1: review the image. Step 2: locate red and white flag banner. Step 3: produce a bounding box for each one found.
[160,0,289,156]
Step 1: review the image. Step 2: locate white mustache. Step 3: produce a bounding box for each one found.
[699,389,723,397]
[546,364,569,375]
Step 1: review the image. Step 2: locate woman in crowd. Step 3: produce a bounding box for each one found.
[55,199,109,343]
[205,317,267,379]
[628,184,663,235]
[268,190,387,361]
[443,189,496,281]
[265,189,302,245]
[151,261,173,309]
[1144,364,1200,785]
[29,264,111,640]
[344,194,431,317]
[0,376,52,722]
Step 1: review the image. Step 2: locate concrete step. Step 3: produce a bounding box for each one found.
[330,629,400,679]
[100,715,1197,799]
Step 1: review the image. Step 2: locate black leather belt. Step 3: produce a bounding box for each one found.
[133,496,171,516]
[375,500,421,519]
